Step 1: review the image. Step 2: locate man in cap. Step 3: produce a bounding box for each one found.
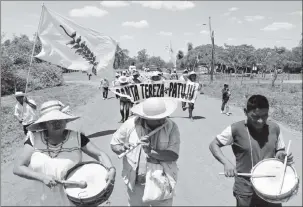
[14,92,37,135]
[183,71,198,121]
[111,97,180,206]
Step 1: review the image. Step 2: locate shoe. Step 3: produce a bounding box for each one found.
[103,98,105,100]
[118,119,124,123]
[221,111,224,114]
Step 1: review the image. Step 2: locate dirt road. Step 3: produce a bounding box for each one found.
[1,77,302,206]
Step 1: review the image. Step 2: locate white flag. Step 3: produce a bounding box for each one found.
[35,6,117,78]
[165,41,176,68]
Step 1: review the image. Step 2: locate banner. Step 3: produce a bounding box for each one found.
[109,80,200,103]
[35,6,117,78]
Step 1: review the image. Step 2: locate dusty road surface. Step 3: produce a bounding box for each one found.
[1,76,302,206]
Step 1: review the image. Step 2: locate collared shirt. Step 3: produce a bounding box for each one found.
[111,116,180,191]
[216,120,285,195]
[14,99,36,125]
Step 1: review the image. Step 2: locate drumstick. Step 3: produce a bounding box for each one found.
[278,140,292,194]
[118,122,168,159]
[218,173,276,178]
[56,180,87,188]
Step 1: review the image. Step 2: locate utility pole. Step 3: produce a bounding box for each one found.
[209,17,215,82]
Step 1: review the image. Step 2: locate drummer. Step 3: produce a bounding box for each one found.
[13,100,116,206]
[209,94,294,207]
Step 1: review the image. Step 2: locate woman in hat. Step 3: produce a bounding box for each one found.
[111,97,180,206]
[118,76,131,123]
[13,100,116,206]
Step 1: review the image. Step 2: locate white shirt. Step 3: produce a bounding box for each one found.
[14,99,36,125]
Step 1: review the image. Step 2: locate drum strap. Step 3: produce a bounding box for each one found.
[246,126,254,170]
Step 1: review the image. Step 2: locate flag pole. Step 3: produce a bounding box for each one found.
[24,3,44,95]
[21,3,44,117]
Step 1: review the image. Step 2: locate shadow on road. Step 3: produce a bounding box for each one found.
[169,115,206,120]
[86,129,117,139]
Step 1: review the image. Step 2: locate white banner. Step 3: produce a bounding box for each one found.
[35,6,117,78]
[109,80,200,103]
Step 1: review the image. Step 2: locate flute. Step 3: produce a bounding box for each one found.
[118,122,168,159]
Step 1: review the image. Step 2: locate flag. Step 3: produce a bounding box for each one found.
[165,41,176,68]
[35,6,117,78]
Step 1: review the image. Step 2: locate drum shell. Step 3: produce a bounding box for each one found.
[250,158,299,204]
[64,161,114,206]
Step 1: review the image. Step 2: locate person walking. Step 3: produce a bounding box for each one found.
[14,91,37,135]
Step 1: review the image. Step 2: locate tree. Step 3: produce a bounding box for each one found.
[137,49,148,63]
[187,42,193,52]
[176,50,184,60]
[114,44,129,69]
[147,56,166,68]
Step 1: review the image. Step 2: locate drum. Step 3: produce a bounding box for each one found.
[251,158,299,204]
[64,161,114,206]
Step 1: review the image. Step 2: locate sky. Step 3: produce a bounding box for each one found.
[1,1,302,61]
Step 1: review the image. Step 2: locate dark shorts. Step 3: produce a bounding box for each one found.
[23,124,31,135]
[233,192,282,207]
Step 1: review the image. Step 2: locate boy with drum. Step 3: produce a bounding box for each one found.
[209,95,294,207]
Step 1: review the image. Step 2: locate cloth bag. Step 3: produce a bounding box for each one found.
[142,162,176,202]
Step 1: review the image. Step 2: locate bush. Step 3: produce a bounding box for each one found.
[1,34,64,96]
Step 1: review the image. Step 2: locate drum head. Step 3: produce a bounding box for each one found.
[251,159,298,196]
[65,162,108,199]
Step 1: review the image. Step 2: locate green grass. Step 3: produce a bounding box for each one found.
[1,82,99,165]
[201,78,302,132]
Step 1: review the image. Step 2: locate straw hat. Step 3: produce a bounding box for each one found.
[131,97,178,120]
[151,71,161,77]
[27,100,79,131]
[15,91,26,97]
[188,71,197,77]
[119,76,129,84]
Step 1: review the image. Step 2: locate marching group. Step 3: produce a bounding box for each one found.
[12,68,295,206]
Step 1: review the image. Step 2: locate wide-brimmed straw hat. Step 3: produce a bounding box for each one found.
[151,71,161,77]
[119,76,129,84]
[188,71,197,77]
[15,91,27,97]
[27,100,79,131]
[131,97,178,120]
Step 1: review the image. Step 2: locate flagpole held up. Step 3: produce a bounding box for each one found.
[22,3,45,118]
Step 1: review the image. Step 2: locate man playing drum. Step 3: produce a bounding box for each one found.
[110,97,180,206]
[209,95,294,207]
